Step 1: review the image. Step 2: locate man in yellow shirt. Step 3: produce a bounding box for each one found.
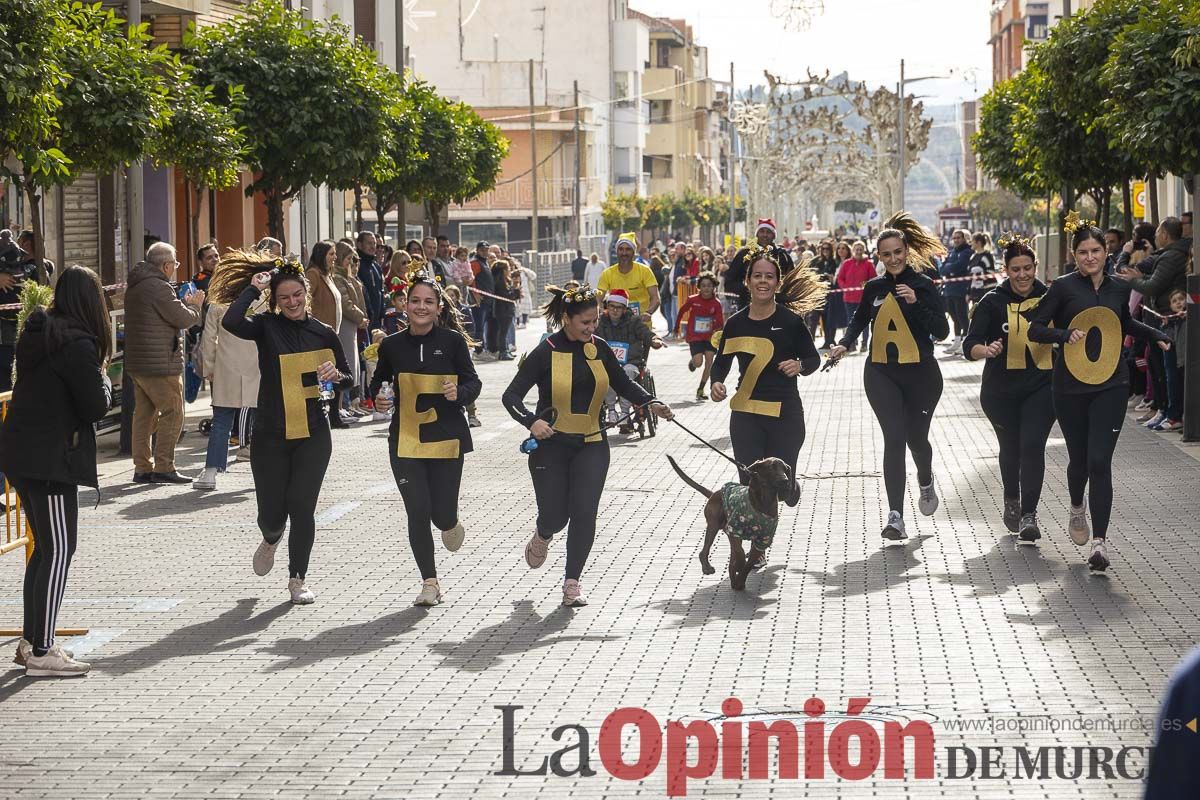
[598,233,660,324]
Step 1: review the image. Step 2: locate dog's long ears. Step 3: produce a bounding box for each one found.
[666,455,715,498]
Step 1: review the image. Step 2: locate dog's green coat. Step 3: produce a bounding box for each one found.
[720,482,778,550]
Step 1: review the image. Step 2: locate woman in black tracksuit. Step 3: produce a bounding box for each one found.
[829,212,949,542]
[962,237,1055,543]
[0,266,111,677]
[503,284,674,607]
[212,252,353,605]
[1028,225,1171,572]
[710,245,824,507]
[368,270,481,607]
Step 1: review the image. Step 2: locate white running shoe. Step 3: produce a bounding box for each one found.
[563,579,588,607]
[14,638,74,667]
[441,523,465,552]
[288,577,315,604]
[1068,502,1091,545]
[1143,411,1166,428]
[24,644,90,677]
[192,467,218,491]
[253,538,279,576]
[918,477,939,516]
[1088,539,1110,572]
[525,532,549,568]
[882,510,907,540]
[414,578,442,606]
[1134,398,1152,411]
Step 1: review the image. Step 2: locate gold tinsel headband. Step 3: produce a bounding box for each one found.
[743,245,782,273]
[563,285,598,304]
[1062,211,1096,235]
[269,257,304,277]
[997,231,1033,250]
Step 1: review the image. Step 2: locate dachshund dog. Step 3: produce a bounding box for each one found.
[667,455,794,590]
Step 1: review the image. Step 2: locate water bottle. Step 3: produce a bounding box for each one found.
[381,381,394,405]
[319,379,335,402]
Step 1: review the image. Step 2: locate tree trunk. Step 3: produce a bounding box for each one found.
[1122,180,1133,237]
[427,200,444,236]
[265,190,286,252]
[353,184,364,232]
[1057,183,1074,271]
[1148,174,1160,224]
[23,182,48,284]
[376,200,388,245]
[1100,188,1112,230]
[189,182,205,273]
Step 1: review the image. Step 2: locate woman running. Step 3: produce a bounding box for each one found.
[212,251,353,604]
[1,266,111,676]
[369,269,481,607]
[962,234,1055,543]
[673,270,725,400]
[710,246,825,507]
[502,284,674,606]
[1027,222,1172,571]
[829,212,949,541]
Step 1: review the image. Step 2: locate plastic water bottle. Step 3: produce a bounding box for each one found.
[375,382,394,420]
[319,379,335,402]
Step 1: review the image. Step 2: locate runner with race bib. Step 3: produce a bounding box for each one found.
[674,271,725,401]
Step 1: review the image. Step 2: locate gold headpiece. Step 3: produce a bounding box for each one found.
[1062,211,1096,235]
[997,231,1033,250]
[405,267,444,286]
[270,257,304,277]
[563,284,598,304]
[743,245,782,273]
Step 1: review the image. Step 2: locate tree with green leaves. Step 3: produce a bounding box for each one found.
[601,191,643,233]
[187,0,402,245]
[0,0,68,180]
[4,2,175,281]
[973,72,1051,201]
[1102,0,1200,263]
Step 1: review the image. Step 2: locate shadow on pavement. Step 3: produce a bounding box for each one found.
[1006,563,1134,639]
[99,598,292,675]
[429,600,619,672]
[646,564,783,628]
[794,535,932,597]
[259,607,431,671]
[118,488,255,520]
[937,537,1060,599]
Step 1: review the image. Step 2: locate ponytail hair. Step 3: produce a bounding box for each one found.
[404,268,476,345]
[540,283,598,324]
[877,211,946,272]
[207,249,309,312]
[777,263,828,315]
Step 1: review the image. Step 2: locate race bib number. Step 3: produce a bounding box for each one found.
[608,340,630,365]
[629,301,642,317]
[692,316,714,334]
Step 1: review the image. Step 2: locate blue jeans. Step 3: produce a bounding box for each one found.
[206,406,238,471]
[1164,354,1184,421]
[661,293,675,332]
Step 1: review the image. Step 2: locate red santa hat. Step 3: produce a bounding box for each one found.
[605,289,630,307]
[756,218,777,236]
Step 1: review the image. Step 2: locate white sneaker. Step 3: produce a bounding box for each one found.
[288,577,315,604]
[881,510,907,540]
[563,579,588,607]
[414,578,442,606]
[467,414,482,428]
[918,477,939,516]
[1068,501,1091,545]
[1088,539,1110,572]
[236,446,251,462]
[253,538,279,576]
[1127,394,1144,408]
[14,637,75,666]
[1134,398,1152,411]
[192,467,218,491]
[441,522,465,552]
[372,411,391,422]
[24,644,90,677]
[1143,411,1166,428]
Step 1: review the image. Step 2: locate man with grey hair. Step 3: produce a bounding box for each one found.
[123,241,206,484]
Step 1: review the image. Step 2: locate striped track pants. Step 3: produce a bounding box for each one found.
[10,478,78,653]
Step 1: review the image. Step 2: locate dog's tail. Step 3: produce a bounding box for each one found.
[666,455,715,497]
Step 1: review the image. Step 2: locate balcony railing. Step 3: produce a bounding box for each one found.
[456,177,602,213]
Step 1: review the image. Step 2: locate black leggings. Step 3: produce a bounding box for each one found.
[980,384,1056,515]
[946,296,969,337]
[11,478,78,655]
[864,360,943,515]
[250,427,332,578]
[1053,386,1126,538]
[390,455,464,580]
[729,401,806,485]
[528,437,609,580]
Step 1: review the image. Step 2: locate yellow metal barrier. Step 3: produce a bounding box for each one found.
[0,390,87,639]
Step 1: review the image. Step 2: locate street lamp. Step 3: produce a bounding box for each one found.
[897,59,951,212]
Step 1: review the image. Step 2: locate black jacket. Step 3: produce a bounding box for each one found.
[1124,238,1191,314]
[725,245,795,306]
[0,311,111,487]
[1028,270,1169,394]
[840,266,949,364]
[367,325,481,459]
[962,279,1052,397]
[711,305,820,416]
[223,286,353,441]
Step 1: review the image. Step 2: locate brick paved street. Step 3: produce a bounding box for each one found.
[2,322,1199,799]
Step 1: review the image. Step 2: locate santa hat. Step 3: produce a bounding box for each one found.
[756,218,777,236]
[616,232,637,251]
[605,289,630,307]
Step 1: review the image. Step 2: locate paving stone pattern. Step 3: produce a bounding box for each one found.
[1,322,1198,799]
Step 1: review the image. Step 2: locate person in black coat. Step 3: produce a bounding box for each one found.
[0,265,112,677]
